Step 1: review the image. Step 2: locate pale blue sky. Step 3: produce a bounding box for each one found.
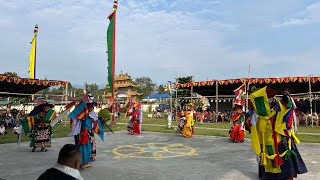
[0,0,320,85]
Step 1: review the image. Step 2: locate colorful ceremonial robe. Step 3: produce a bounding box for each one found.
[129,109,140,135]
[22,108,56,151]
[68,102,104,165]
[229,110,245,143]
[249,87,307,179]
[182,111,194,138]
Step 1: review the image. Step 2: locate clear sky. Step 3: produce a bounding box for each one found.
[1,0,320,85]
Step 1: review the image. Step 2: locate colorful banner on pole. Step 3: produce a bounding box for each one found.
[165,81,173,92]
[234,83,246,98]
[29,34,37,79]
[107,12,115,92]
[234,83,246,107]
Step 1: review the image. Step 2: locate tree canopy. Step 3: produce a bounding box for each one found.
[157,84,167,94]
[177,76,193,98]
[133,76,156,97]
[3,72,19,77]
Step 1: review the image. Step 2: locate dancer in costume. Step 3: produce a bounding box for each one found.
[247,87,307,179]
[21,101,56,152]
[127,102,141,135]
[68,91,104,168]
[229,84,246,143]
[229,101,245,143]
[182,104,194,138]
[175,111,186,133]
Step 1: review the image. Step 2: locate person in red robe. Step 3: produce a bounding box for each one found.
[129,103,141,135]
[229,104,245,143]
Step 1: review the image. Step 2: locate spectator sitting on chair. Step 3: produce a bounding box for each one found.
[37,144,83,180]
[0,123,7,135]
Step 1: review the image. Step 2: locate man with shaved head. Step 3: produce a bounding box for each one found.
[38,144,83,180]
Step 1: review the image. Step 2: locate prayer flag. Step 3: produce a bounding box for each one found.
[107,12,115,92]
[234,83,246,98]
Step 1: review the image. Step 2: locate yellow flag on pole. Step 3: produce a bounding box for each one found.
[29,35,36,79]
[29,24,38,79]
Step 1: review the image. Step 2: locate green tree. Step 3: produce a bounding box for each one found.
[157,84,167,94]
[177,76,193,98]
[133,76,156,97]
[85,83,100,99]
[49,83,75,96]
[4,72,19,77]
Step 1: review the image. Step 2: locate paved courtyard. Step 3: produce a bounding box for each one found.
[0,131,319,180]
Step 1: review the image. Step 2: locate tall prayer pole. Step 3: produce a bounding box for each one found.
[111,10,117,126]
[29,24,38,101]
[107,0,118,126]
[29,24,38,79]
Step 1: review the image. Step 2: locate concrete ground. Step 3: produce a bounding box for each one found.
[0,131,319,180]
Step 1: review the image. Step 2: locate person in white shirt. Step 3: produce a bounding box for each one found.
[12,124,19,134]
[0,124,7,135]
[5,116,12,128]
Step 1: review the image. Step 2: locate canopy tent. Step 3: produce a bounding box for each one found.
[144,93,170,99]
[0,74,68,97]
[175,76,320,97]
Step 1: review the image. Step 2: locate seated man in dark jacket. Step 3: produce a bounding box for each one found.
[38,144,83,180]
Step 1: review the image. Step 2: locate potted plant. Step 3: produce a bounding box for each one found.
[98,108,111,125]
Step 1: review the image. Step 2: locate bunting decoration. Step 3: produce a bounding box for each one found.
[0,74,67,86]
[174,76,320,88]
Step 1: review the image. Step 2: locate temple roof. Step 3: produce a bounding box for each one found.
[116,71,132,81]
[116,83,139,88]
[102,89,142,98]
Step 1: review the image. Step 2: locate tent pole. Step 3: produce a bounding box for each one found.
[175,78,178,113]
[215,80,218,121]
[246,64,250,112]
[309,75,314,128]
[191,84,193,103]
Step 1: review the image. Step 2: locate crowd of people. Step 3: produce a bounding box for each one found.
[1,85,313,179]
[191,110,233,123]
[0,112,23,136]
[296,111,320,126]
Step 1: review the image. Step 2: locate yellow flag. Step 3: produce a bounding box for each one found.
[29,35,36,79]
